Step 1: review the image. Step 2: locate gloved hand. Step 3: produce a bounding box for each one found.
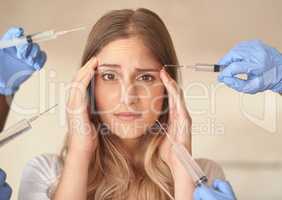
[218,40,282,94]
[0,27,47,95]
[0,168,12,200]
[194,179,236,200]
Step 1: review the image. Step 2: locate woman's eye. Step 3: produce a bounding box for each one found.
[137,74,155,82]
[101,73,118,81]
[100,72,155,82]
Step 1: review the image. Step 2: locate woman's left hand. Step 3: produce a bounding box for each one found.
[158,68,192,171]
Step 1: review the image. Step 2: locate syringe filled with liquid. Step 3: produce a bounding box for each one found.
[164,64,249,81]
[0,104,58,148]
[155,120,208,187]
[0,26,85,49]
[164,64,225,72]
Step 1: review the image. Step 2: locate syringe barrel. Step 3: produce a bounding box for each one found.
[31,30,56,43]
[194,64,221,72]
[0,30,56,49]
[172,143,208,186]
[0,119,32,147]
[195,63,214,72]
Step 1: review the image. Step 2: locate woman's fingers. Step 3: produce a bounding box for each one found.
[76,57,98,83]
[160,69,177,114]
[159,68,192,155]
[67,57,98,115]
[67,57,98,137]
[160,69,180,96]
[160,69,187,117]
[68,57,98,101]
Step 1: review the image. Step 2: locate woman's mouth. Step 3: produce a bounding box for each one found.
[114,112,142,121]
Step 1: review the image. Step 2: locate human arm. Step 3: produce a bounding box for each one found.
[0,27,46,130]
[52,57,98,200]
[159,68,194,200]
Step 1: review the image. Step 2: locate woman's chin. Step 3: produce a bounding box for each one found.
[114,132,145,139]
[108,125,148,139]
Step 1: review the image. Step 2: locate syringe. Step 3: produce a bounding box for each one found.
[0,26,86,49]
[0,104,58,148]
[164,63,249,81]
[164,64,225,72]
[155,120,208,187]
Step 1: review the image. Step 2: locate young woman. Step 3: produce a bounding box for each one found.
[19,8,225,200]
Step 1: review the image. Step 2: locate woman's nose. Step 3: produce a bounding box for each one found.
[120,83,139,106]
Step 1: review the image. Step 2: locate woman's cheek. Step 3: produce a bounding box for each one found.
[141,89,164,121]
[94,83,121,113]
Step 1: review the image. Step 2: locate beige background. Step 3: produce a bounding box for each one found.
[0,0,282,199]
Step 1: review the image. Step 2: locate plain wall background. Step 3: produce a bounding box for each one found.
[0,0,281,199]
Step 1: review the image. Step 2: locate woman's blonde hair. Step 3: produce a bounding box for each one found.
[60,8,180,200]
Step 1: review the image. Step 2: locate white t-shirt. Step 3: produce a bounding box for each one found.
[18,154,225,200]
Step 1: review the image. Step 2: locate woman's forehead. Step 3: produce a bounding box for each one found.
[97,63,162,72]
[96,37,162,70]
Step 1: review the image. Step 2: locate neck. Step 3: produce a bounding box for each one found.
[121,137,142,154]
[119,135,150,179]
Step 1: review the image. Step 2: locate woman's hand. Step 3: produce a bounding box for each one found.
[158,68,194,200]
[66,57,99,158]
[158,68,192,171]
[53,57,98,200]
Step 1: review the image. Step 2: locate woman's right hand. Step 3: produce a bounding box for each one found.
[53,58,98,200]
[66,57,99,158]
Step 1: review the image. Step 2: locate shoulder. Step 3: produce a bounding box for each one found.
[20,153,62,182]
[195,158,225,186]
[24,153,62,170]
[19,154,62,200]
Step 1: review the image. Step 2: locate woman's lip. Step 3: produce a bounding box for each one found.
[114,112,142,117]
[114,112,142,121]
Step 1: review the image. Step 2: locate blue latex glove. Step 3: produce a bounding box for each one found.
[0,27,47,95]
[0,169,12,200]
[218,40,282,94]
[194,179,236,200]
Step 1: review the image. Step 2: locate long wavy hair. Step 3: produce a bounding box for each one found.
[60,8,180,200]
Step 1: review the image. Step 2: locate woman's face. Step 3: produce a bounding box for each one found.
[94,37,165,139]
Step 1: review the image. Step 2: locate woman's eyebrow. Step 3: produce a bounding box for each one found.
[97,63,161,72]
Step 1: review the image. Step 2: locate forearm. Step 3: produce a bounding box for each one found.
[174,173,194,200]
[170,157,195,200]
[0,95,13,131]
[52,150,91,200]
